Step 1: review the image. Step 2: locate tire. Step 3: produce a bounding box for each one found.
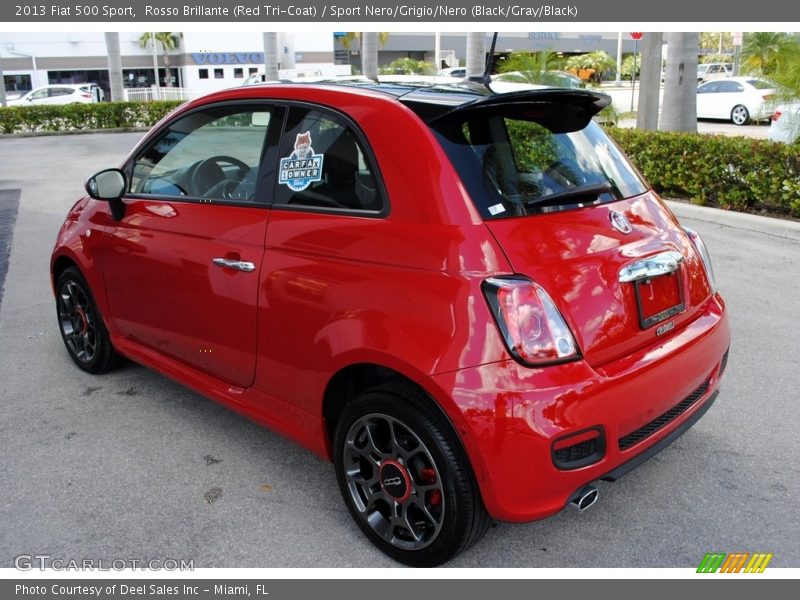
[333,382,490,567]
[731,105,750,125]
[55,266,121,374]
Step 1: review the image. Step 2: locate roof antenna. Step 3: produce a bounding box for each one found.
[468,32,498,91]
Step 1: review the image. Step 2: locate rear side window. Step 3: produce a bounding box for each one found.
[274,107,385,213]
[431,110,647,219]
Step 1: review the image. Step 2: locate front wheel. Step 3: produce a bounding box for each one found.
[56,266,120,374]
[731,105,750,125]
[333,383,490,567]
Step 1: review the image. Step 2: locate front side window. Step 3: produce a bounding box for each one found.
[431,108,648,219]
[129,106,272,204]
[274,107,385,213]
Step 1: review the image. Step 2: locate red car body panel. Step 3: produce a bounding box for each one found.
[51,83,730,524]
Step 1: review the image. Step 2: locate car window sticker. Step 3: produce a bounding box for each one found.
[278,131,324,192]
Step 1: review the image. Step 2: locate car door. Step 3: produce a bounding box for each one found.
[713,80,745,118]
[98,103,283,388]
[25,88,50,105]
[696,81,718,117]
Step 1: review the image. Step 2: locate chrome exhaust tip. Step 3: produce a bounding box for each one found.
[571,485,599,511]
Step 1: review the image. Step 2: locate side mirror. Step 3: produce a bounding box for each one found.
[86,168,126,200]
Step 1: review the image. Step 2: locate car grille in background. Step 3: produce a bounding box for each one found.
[618,379,710,451]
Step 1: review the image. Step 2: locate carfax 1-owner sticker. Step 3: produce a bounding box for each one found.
[279,131,324,191]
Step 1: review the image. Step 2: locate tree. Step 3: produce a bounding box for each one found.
[740,32,798,76]
[497,51,564,81]
[263,32,279,81]
[104,32,124,101]
[466,32,487,78]
[362,32,379,80]
[700,32,733,55]
[660,32,699,132]
[139,32,179,87]
[338,32,389,50]
[637,32,663,131]
[379,57,436,75]
[565,51,616,82]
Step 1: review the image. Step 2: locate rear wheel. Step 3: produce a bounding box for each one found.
[731,105,750,125]
[333,383,490,567]
[56,267,120,374]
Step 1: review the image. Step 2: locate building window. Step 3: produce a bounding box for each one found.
[234,68,244,78]
[214,68,224,79]
[198,69,209,80]
[249,67,259,75]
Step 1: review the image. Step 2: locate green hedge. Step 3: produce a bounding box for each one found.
[0,101,183,134]
[607,127,800,217]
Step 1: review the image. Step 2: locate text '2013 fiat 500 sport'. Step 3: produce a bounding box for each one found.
[52,81,730,566]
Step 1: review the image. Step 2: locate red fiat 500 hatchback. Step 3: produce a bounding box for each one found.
[52,82,730,566]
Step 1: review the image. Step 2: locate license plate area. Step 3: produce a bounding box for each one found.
[634,271,685,329]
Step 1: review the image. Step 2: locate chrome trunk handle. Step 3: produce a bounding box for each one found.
[619,251,683,283]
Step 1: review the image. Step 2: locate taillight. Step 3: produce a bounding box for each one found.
[683,226,717,294]
[80,93,92,98]
[772,111,782,121]
[483,276,580,366]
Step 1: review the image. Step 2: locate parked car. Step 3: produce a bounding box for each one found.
[8,83,104,106]
[436,67,466,78]
[492,70,586,89]
[697,63,733,82]
[52,82,729,566]
[696,77,776,125]
[767,101,800,143]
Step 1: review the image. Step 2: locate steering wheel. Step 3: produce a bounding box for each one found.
[191,155,251,197]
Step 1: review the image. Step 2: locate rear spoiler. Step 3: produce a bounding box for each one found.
[402,88,611,133]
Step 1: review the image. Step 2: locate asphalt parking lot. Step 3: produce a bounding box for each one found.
[0,132,798,568]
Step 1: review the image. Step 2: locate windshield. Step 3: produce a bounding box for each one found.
[431,111,648,219]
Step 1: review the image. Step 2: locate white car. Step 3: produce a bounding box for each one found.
[7,83,104,106]
[767,102,800,143]
[696,77,776,125]
[436,67,466,78]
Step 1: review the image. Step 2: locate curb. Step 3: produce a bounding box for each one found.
[0,127,149,139]
[666,200,800,243]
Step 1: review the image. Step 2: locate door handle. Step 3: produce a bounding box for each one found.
[619,251,683,283]
[212,258,256,272]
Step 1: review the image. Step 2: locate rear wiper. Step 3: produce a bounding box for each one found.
[524,182,616,208]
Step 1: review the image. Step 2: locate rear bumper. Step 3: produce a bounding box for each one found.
[427,293,730,522]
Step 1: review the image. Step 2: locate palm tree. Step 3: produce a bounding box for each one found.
[498,51,563,82]
[637,32,664,131]
[104,32,124,101]
[263,32,279,82]
[338,33,389,78]
[659,32,699,132]
[466,32,487,78]
[740,32,797,76]
[565,51,616,82]
[139,32,180,87]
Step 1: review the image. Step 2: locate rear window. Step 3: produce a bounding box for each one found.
[430,110,648,219]
[746,79,772,90]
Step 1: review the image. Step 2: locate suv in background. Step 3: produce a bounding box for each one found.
[8,83,104,105]
[698,63,733,82]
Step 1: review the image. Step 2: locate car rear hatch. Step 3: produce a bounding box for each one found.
[419,88,714,367]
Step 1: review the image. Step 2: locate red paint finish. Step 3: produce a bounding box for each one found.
[51,83,730,524]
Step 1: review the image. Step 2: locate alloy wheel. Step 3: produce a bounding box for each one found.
[342,412,445,551]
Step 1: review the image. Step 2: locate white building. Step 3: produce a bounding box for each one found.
[0,32,338,98]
